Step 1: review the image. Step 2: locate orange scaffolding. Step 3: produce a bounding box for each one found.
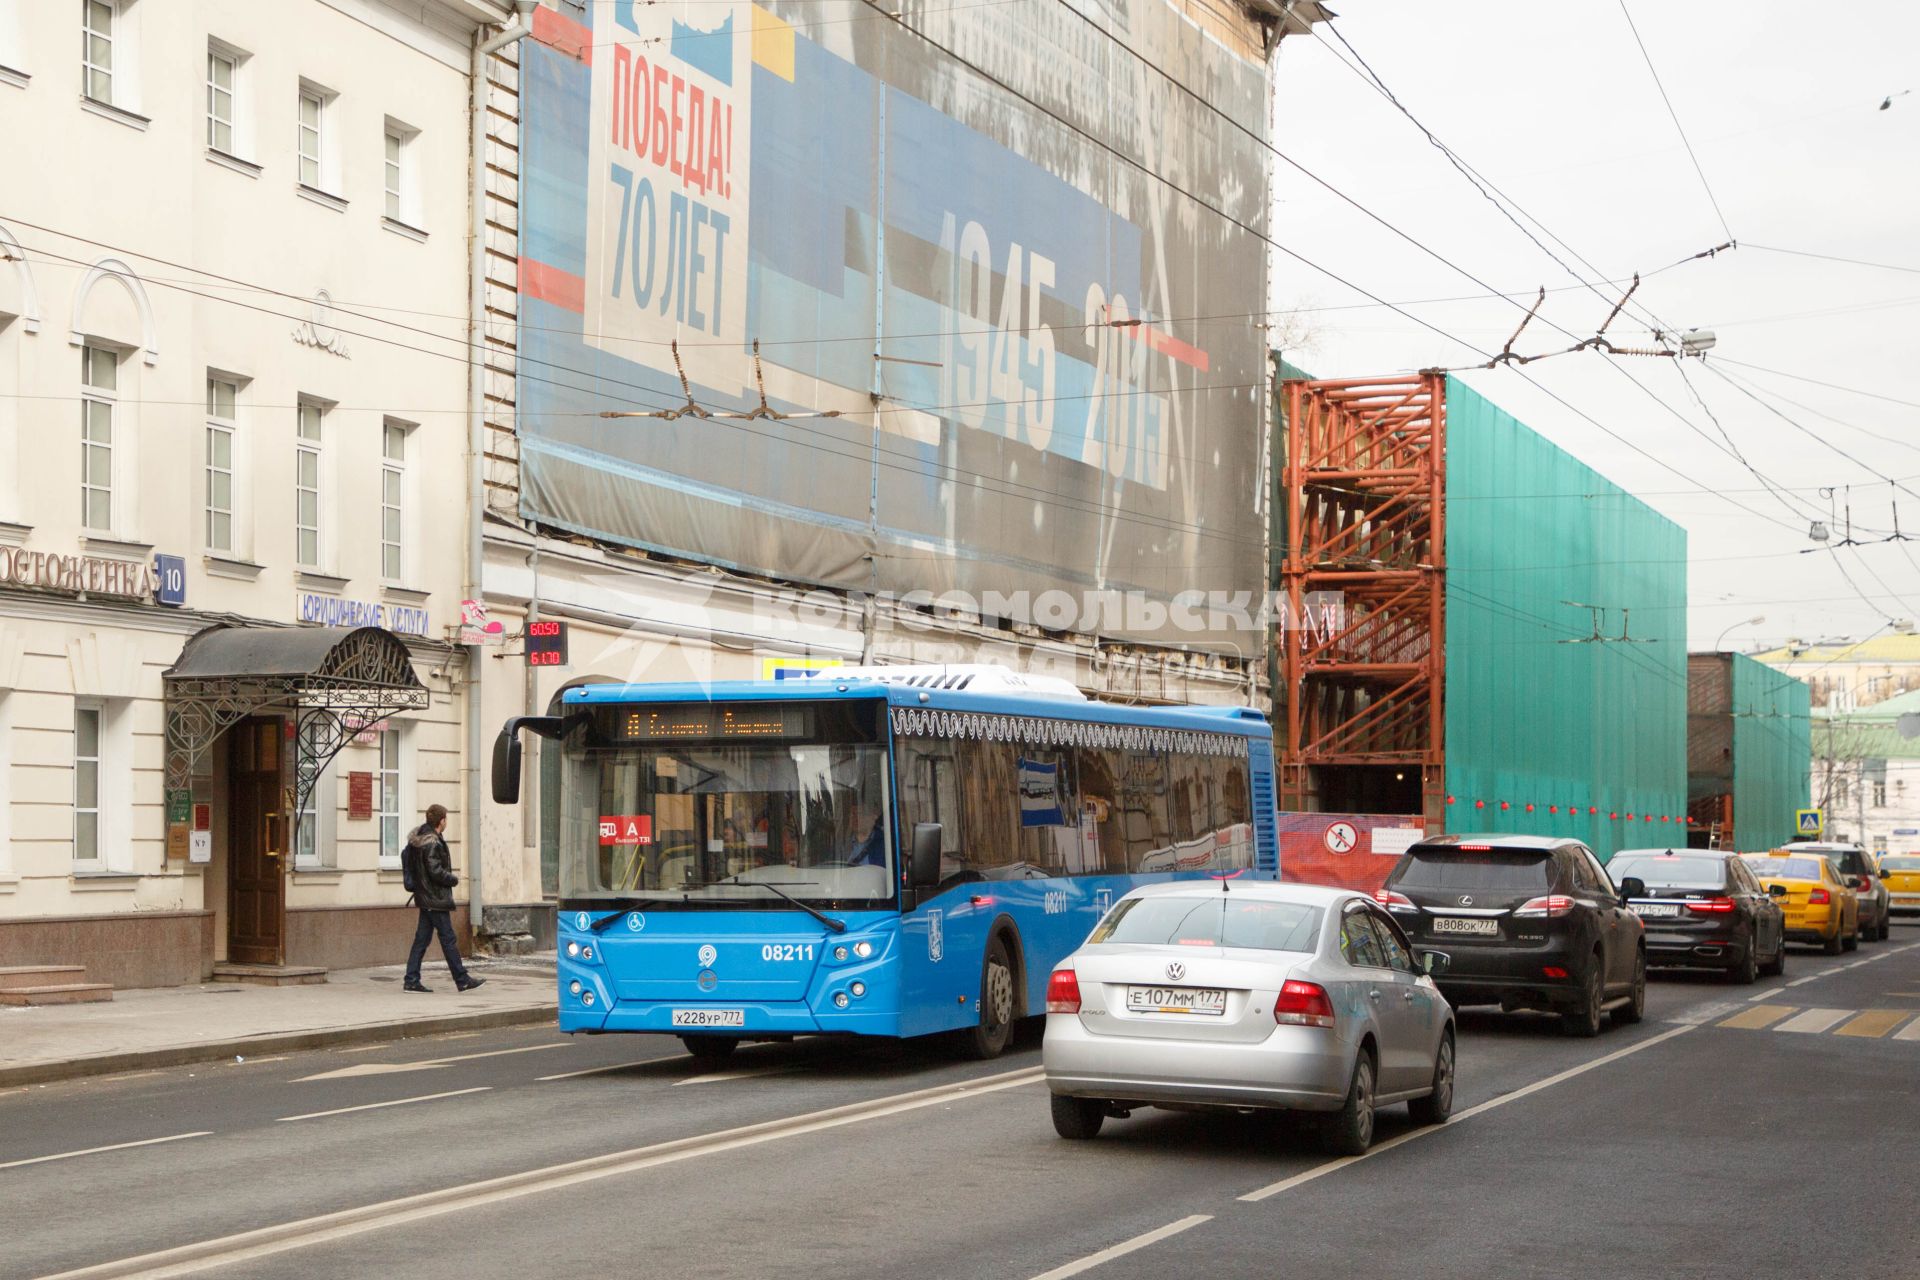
[1277,372,1446,823]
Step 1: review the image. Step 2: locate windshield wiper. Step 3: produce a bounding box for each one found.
[585,898,670,932]
[713,876,848,933]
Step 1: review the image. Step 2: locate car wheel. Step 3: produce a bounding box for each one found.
[1728,940,1759,985]
[1407,1030,1454,1126]
[1050,1094,1105,1140]
[960,934,1017,1060]
[1843,927,1859,953]
[1615,950,1647,1024]
[1561,959,1606,1037]
[680,1036,739,1064]
[1760,935,1786,977]
[1323,1051,1376,1156]
[1824,927,1844,956]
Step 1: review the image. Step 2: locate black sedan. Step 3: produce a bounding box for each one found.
[1606,849,1786,983]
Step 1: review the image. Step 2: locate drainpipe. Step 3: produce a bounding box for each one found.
[466,0,537,941]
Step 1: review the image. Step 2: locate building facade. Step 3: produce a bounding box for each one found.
[0,0,505,985]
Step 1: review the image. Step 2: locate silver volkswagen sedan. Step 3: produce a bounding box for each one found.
[1042,881,1455,1153]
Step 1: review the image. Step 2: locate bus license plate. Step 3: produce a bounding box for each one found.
[671,1008,746,1028]
[1431,916,1498,936]
[1126,986,1226,1016]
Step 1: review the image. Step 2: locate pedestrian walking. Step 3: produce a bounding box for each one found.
[402,803,485,994]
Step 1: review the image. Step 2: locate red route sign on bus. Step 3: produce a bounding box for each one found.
[599,815,652,847]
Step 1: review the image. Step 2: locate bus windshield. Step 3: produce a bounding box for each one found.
[559,699,895,908]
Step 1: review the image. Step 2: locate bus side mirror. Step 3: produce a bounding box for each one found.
[910,823,943,889]
[492,730,523,805]
[492,716,565,806]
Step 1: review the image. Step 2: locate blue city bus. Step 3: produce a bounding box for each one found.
[493,666,1280,1060]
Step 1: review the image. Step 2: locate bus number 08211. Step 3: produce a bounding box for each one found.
[761,944,814,962]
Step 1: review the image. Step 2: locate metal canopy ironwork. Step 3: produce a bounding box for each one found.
[163,625,430,833]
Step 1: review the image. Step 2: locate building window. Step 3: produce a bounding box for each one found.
[382,119,421,226]
[206,377,236,552]
[378,728,403,867]
[82,0,113,102]
[0,693,13,878]
[381,420,405,581]
[293,725,335,870]
[384,128,403,220]
[297,87,321,185]
[73,705,101,867]
[206,45,234,151]
[81,344,116,532]
[296,400,323,568]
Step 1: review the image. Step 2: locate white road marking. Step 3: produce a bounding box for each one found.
[275,1087,492,1123]
[1746,942,1920,1000]
[1238,1024,1695,1203]
[46,1068,1044,1278]
[675,1066,805,1087]
[1895,1017,1920,1042]
[0,1132,213,1171]
[295,1043,565,1082]
[538,1055,688,1082]
[1024,1215,1214,1280]
[1775,1008,1853,1034]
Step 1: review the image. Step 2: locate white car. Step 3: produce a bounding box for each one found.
[1042,881,1456,1154]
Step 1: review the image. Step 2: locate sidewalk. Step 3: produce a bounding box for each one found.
[0,956,557,1088]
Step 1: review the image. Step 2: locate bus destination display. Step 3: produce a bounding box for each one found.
[619,705,811,741]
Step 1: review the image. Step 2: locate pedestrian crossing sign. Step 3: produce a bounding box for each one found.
[1795,808,1824,837]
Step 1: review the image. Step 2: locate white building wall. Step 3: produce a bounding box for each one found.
[0,0,503,965]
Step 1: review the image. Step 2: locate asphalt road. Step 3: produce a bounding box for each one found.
[6,929,1920,1280]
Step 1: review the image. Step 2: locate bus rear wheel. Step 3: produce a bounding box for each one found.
[680,1035,739,1064]
[961,935,1018,1060]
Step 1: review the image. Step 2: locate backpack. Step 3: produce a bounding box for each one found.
[401,835,421,895]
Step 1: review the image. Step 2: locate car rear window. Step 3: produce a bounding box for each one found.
[1607,854,1727,892]
[1743,856,1824,881]
[1089,897,1321,952]
[1883,857,1920,872]
[1391,848,1553,893]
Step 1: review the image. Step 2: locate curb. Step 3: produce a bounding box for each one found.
[0,1003,557,1090]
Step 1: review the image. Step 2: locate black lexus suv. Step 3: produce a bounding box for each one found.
[1377,834,1647,1036]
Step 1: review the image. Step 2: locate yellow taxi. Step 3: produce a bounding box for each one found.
[1741,851,1859,955]
[1880,853,1920,920]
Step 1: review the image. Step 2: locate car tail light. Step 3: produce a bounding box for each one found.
[1274,979,1336,1028]
[1809,888,1831,905]
[1374,889,1417,912]
[1542,966,1569,979]
[1686,897,1737,914]
[1514,894,1575,918]
[1045,968,1081,1014]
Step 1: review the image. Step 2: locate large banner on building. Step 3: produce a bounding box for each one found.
[516,0,1272,647]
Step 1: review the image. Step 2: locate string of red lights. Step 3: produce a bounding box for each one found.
[1444,797,1697,825]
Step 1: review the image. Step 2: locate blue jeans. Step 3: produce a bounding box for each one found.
[405,909,470,985]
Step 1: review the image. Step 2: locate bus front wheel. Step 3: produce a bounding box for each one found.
[961,934,1018,1060]
[680,1035,739,1064]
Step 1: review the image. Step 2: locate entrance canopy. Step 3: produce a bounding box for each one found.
[164,625,431,821]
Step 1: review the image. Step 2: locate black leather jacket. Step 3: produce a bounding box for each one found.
[405,824,459,911]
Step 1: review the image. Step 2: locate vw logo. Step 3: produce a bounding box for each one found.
[1458,895,1474,907]
[1166,962,1185,982]
[697,943,718,967]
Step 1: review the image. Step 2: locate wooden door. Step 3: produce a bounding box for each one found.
[227,717,286,965]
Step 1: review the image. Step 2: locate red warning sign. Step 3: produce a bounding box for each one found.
[599,814,652,847]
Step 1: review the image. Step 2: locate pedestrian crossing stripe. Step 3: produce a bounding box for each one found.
[1716,1005,1920,1039]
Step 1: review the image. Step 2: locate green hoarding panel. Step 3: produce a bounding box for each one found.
[1442,377,1689,859]
[1731,653,1811,849]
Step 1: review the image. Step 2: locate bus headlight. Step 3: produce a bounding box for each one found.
[566,942,580,958]
[569,980,582,996]
[833,945,849,962]
[581,946,594,961]
[833,991,850,1009]
[582,990,596,1007]
[850,981,867,998]
[853,941,874,959]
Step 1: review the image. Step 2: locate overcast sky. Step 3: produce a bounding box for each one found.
[1267,0,1920,653]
